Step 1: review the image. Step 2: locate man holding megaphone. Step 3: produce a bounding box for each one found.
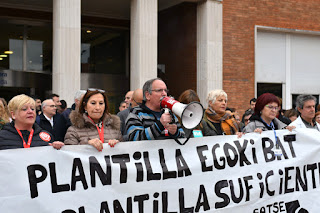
[125,78,185,141]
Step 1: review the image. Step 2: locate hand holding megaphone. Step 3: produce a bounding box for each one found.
[160,108,178,134]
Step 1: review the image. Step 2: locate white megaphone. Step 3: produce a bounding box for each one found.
[160,96,204,129]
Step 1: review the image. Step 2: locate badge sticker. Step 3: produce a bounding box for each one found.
[39,132,51,142]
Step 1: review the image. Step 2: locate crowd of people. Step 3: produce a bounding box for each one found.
[0,77,319,151]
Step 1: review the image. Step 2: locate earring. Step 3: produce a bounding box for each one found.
[85,110,87,114]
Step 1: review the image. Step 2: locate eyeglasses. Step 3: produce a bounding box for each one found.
[151,89,169,93]
[88,88,105,93]
[49,105,57,108]
[265,105,279,111]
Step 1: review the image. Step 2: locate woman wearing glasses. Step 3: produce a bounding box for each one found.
[64,89,122,151]
[243,93,294,133]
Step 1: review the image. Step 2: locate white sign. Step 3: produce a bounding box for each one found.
[0,129,320,213]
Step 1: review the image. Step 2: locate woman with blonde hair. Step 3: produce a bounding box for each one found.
[200,89,239,136]
[0,94,64,150]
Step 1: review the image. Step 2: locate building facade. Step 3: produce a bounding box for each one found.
[0,0,319,114]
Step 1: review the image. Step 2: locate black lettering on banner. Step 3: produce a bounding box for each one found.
[307,163,317,189]
[133,152,144,182]
[283,134,297,158]
[179,188,194,213]
[100,201,111,213]
[89,156,111,187]
[71,158,88,191]
[112,154,130,184]
[295,166,307,191]
[250,139,258,164]
[243,176,253,202]
[175,149,192,177]
[223,143,238,167]
[27,164,48,198]
[62,206,85,213]
[262,137,275,162]
[284,166,294,193]
[113,198,132,213]
[162,191,177,213]
[134,194,149,212]
[143,151,161,181]
[229,179,243,204]
[153,193,159,213]
[196,145,213,172]
[212,144,225,170]
[215,180,229,209]
[265,170,275,196]
[234,140,252,166]
[159,149,177,180]
[49,162,70,194]
[195,185,210,212]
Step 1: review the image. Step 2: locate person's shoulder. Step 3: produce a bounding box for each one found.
[69,110,85,128]
[289,116,302,127]
[117,108,130,117]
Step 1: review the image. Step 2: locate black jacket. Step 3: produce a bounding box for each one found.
[36,113,66,141]
[0,122,54,150]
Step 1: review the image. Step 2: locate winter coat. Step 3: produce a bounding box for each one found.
[0,122,54,150]
[36,113,66,141]
[243,115,287,133]
[64,111,122,145]
[125,102,185,141]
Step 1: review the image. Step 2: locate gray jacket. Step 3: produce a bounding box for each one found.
[243,117,287,133]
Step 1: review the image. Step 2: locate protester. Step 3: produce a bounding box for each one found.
[124,90,134,108]
[36,99,65,141]
[283,109,298,123]
[0,99,10,130]
[241,108,253,127]
[199,89,239,136]
[64,89,122,151]
[58,100,67,114]
[118,101,127,112]
[0,98,11,121]
[125,78,184,141]
[0,94,64,150]
[250,98,257,110]
[243,93,294,133]
[118,88,143,141]
[289,94,320,130]
[276,97,291,125]
[315,111,320,125]
[178,89,201,104]
[34,97,42,115]
[178,89,202,137]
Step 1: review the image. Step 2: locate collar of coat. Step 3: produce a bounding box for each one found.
[69,110,120,131]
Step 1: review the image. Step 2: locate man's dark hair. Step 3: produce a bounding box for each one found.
[295,94,317,110]
[250,98,257,104]
[47,93,59,99]
[142,78,163,101]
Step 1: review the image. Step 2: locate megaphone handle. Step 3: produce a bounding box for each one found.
[172,130,193,145]
[164,108,174,124]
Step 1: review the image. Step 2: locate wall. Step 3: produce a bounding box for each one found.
[223,0,320,115]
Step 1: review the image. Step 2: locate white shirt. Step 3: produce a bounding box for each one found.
[43,114,54,127]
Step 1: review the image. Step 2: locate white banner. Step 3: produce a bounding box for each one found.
[0,129,320,213]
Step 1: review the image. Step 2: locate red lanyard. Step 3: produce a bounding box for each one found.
[88,117,104,143]
[16,128,34,148]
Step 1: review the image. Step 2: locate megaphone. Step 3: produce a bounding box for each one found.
[160,96,204,129]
